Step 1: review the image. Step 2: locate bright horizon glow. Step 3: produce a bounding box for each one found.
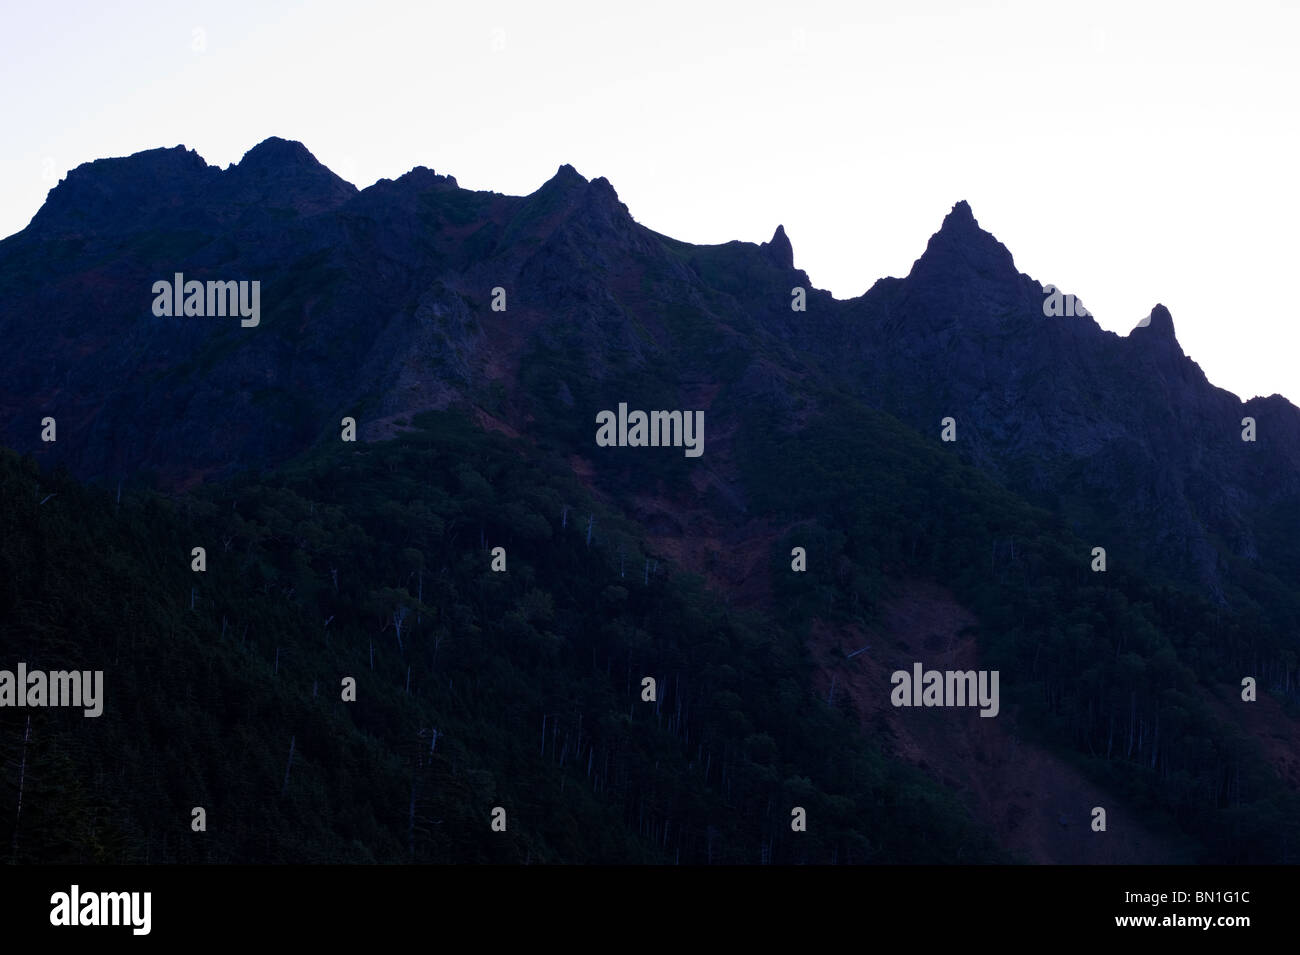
[2,0,1297,402]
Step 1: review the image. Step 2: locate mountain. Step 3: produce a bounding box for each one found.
[1,139,1298,864]
[4,141,1297,598]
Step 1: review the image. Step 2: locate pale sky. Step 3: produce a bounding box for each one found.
[3,0,1297,401]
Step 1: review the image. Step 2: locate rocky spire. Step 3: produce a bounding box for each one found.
[907,200,1019,286]
[761,224,794,269]
[1129,303,1184,355]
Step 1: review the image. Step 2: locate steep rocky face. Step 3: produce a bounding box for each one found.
[1,141,1296,601]
[727,202,1296,600]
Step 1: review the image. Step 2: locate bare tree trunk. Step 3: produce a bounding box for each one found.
[1150,714,1160,770]
[281,736,296,796]
[11,717,31,861]
[393,608,406,654]
[1126,691,1135,758]
[408,778,417,860]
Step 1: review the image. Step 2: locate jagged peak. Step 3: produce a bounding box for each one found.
[529,163,594,206]
[526,166,632,229]
[906,199,1018,284]
[761,224,794,269]
[26,144,219,234]
[581,175,633,228]
[394,165,458,190]
[61,144,212,183]
[225,137,356,211]
[234,137,325,172]
[1132,303,1175,335]
[589,175,619,199]
[1129,303,1184,355]
[546,163,589,189]
[941,199,977,231]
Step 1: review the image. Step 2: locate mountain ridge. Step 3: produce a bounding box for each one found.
[3,137,1298,606]
[12,138,1254,383]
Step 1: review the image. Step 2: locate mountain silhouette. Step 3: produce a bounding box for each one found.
[3,139,1295,598]
[2,140,1298,865]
